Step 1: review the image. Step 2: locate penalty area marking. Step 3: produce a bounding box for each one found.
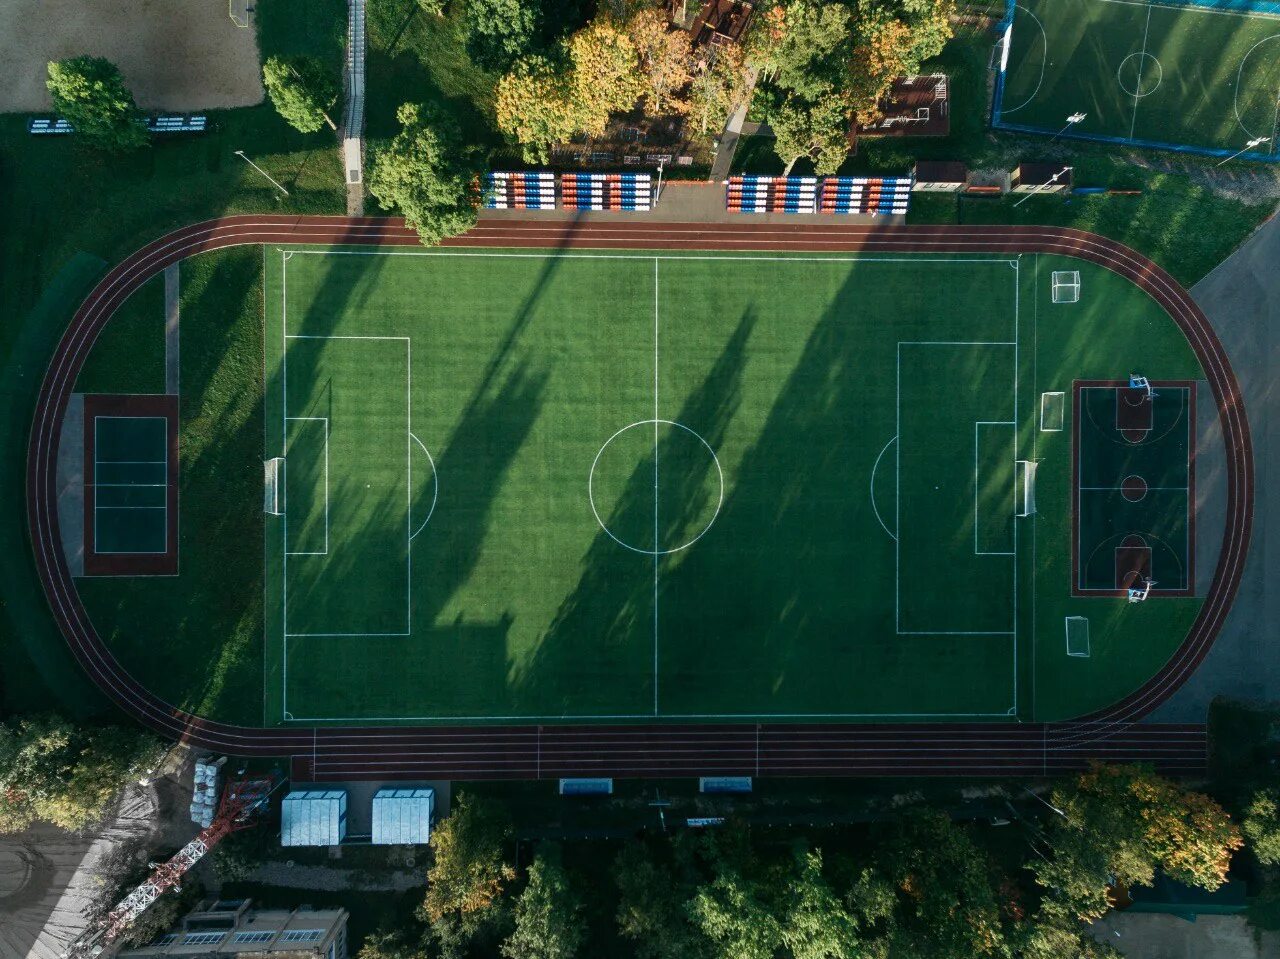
[1000,4,1049,116]
[588,419,724,556]
[1233,33,1280,142]
[870,435,897,541]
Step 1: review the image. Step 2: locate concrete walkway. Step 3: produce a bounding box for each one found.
[709,67,758,182]
[342,0,366,216]
[1151,207,1280,721]
[164,263,179,395]
[1091,913,1280,959]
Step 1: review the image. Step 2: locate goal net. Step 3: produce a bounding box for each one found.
[264,457,284,515]
[1015,460,1037,517]
[1040,391,1065,431]
[1065,616,1090,657]
[1051,271,1080,304]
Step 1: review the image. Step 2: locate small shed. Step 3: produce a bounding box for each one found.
[1011,163,1072,193]
[371,788,434,845]
[281,789,347,847]
[912,161,968,192]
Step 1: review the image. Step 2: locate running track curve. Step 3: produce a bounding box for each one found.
[26,216,1253,780]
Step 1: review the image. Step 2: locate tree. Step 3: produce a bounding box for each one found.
[358,928,431,959]
[688,44,748,135]
[770,0,853,100]
[417,0,445,16]
[1032,765,1243,920]
[781,847,863,959]
[770,93,849,175]
[502,844,585,959]
[45,56,148,152]
[626,7,695,115]
[614,841,709,959]
[1244,789,1280,865]
[465,0,540,70]
[495,54,586,163]
[368,103,482,247]
[881,809,1007,959]
[262,55,339,134]
[423,792,516,924]
[687,861,783,959]
[848,0,954,123]
[742,4,790,80]
[0,714,162,833]
[566,16,644,132]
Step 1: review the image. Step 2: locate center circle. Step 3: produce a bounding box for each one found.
[1118,52,1163,98]
[1121,474,1149,502]
[588,419,724,555]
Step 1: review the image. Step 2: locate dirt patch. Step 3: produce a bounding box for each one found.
[0,0,263,113]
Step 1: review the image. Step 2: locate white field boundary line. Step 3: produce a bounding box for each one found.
[870,435,897,541]
[1000,4,1049,116]
[279,249,414,722]
[1094,0,1280,21]
[30,227,1234,745]
[287,248,1020,266]
[975,421,1017,556]
[284,416,329,556]
[653,257,660,717]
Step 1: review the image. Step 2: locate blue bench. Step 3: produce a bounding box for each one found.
[28,117,73,135]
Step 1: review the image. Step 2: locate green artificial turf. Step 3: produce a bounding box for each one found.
[75,276,166,396]
[193,245,1209,726]
[998,0,1280,156]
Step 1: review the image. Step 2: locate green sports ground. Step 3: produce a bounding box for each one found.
[222,246,1204,725]
[996,0,1280,157]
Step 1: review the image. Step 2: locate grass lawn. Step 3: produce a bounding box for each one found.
[75,275,166,396]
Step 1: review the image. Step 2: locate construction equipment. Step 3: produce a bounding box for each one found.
[64,775,275,958]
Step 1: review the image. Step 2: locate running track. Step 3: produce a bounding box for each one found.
[26,217,1253,780]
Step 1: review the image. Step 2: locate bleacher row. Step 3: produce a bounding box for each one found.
[726,175,913,215]
[28,115,208,135]
[482,172,653,211]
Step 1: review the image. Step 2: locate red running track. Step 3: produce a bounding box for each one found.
[26,216,1253,780]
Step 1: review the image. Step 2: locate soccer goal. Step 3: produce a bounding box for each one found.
[1065,616,1090,657]
[264,457,284,515]
[1015,460,1038,517]
[1051,271,1080,304]
[229,0,252,27]
[1039,391,1065,432]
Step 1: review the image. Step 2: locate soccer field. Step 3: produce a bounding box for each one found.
[260,246,1204,725]
[995,0,1280,158]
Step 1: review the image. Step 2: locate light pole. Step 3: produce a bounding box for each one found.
[655,157,665,205]
[1049,111,1087,143]
[1216,136,1271,167]
[1013,165,1072,207]
[234,150,290,196]
[1023,787,1068,819]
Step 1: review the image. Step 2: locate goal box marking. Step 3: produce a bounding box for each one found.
[1065,616,1090,657]
[264,457,284,516]
[1040,391,1065,431]
[1051,271,1080,304]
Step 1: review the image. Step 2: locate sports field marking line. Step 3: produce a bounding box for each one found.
[1000,4,1049,116]
[408,433,438,540]
[92,415,170,555]
[1078,485,1189,491]
[652,257,660,717]
[974,421,1017,556]
[287,708,1021,722]
[286,248,1020,266]
[1093,0,1280,21]
[284,416,329,556]
[870,435,897,541]
[1233,33,1280,140]
[1127,4,1155,141]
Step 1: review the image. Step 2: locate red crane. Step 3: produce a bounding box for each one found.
[65,776,275,958]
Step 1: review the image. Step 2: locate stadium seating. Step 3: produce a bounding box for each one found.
[726,174,914,215]
[559,172,653,211]
[725,175,819,213]
[819,176,913,215]
[483,171,556,210]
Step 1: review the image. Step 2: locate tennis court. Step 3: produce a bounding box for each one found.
[995,0,1280,159]
[258,246,1205,725]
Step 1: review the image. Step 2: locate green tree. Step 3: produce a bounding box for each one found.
[687,858,783,959]
[422,792,516,924]
[262,55,339,134]
[881,809,1008,959]
[368,103,482,247]
[1032,765,1242,920]
[626,7,695,115]
[466,0,540,70]
[566,16,644,131]
[771,94,849,175]
[848,0,953,122]
[357,928,430,959]
[1244,789,1280,865]
[688,44,748,135]
[495,54,586,163]
[771,0,853,100]
[781,847,863,959]
[502,844,585,959]
[0,714,162,833]
[614,841,709,959]
[45,56,148,152]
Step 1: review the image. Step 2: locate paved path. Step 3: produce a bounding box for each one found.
[164,263,179,395]
[1152,207,1280,721]
[708,67,758,182]
[343,0,366,216]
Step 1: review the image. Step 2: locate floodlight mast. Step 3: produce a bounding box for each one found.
[63,776,276,959]
[1049,111,1087,143]
[1216,136,1271,166]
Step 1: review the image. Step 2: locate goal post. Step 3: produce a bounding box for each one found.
[1015,460,1037,517]
[264,457,284,515]
[1039,391,1065,431]
[1065,616,1090,657]
[230,0,252,28]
